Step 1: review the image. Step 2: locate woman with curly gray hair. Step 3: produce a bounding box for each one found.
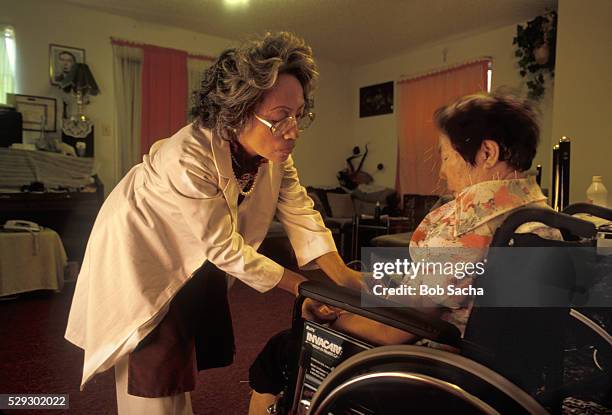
[65,32,361,414]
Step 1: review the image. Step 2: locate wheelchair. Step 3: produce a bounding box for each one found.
[271,203,612,415]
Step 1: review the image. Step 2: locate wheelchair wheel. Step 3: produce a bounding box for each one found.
[307,345,548,415]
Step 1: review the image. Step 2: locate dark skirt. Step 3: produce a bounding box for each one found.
[127,261,235,397]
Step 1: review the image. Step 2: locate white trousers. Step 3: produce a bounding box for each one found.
[114,355,194,415]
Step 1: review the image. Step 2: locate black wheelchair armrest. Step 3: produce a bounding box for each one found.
[563,202,612,221]
[491,207,596,246]
[296,281,462,347]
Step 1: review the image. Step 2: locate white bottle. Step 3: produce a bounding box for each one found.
[586,176,608,207]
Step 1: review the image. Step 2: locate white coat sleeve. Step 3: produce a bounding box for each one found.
[167,154,284,292]
[275,156,337,268]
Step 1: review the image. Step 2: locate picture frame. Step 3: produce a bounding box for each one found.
[49,44,85,87]
[7,93,57,132]
[359,81,394,118]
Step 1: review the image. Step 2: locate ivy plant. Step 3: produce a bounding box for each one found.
[513,11,558,100]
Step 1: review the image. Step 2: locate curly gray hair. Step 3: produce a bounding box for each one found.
[192,32,318,141]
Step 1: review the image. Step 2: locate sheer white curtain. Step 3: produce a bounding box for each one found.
[112,43,143,177]
[186,57,211,119]
[0,25,16,104]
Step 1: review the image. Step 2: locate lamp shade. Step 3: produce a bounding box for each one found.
[59,63,100,95]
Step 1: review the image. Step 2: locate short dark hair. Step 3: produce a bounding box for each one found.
[192,32,318,142]
[433,93,540,171]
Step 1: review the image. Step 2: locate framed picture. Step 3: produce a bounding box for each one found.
[7,93,57,132]
[49,44,85,87]
[359,81,394,118]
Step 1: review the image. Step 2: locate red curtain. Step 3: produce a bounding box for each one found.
[141,45,188,156]
[396,60,489,196]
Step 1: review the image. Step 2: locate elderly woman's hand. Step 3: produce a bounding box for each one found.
[301,298,340,323]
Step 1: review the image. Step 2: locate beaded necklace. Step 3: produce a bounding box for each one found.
[229,141,264,197]
[231,153,259,196]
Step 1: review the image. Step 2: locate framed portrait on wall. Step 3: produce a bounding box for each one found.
[7,93,57,132]
[359,81,394,118]
[49,44,85,87]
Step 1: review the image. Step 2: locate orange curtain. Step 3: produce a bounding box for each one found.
[396,60,488,196]
[141,45,188,156]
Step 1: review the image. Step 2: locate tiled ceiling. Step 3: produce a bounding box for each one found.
[60,0,556,64]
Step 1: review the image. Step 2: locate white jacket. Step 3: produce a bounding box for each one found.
[65,125,336,388]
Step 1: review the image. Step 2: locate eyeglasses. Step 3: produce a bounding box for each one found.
[254,112,315,137]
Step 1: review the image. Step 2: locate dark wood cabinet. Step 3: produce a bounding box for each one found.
[0,178,104,262]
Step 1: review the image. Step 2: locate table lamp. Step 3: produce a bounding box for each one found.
[59,63,100,139]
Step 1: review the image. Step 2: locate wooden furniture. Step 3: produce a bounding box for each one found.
[0,177,103,263]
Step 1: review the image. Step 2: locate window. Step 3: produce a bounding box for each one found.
[1,25,16,104]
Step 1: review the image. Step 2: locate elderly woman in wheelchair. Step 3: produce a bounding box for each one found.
[248,93,611,414]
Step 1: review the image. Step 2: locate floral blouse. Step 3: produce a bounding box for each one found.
[404,177,561,335]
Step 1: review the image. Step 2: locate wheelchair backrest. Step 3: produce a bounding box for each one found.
[463,207,597,408]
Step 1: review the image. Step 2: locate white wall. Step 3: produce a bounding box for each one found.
[291,58,352,187]
[3,0,353,192]
[348,23,555,191]
[551,0,612,205]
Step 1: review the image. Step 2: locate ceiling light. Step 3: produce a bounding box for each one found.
[224,0,249,7]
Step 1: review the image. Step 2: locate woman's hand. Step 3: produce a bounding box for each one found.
[327,267,364,292]
[315,252,364,291]
[301,298,339,323]
[340,268,365,291]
